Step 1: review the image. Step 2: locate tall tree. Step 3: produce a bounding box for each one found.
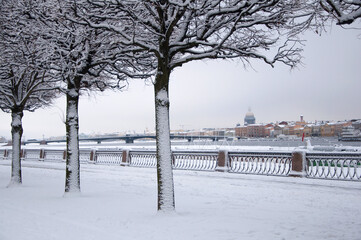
[79,0,321,211]
[33,0,149,194]
[0,0,57,186]
[320,0,361,25]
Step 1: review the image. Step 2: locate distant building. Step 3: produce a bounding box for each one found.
[273,125,285,137]
[321,121,351,137]
[279,121,288,126]
[212,130,225,137]
[264,124,274,137]
[352,120,361,130]
[247,124,266,138]
[303,125,313,137]
[311,124,321,137]
[235,126,248,138]
[296,115,306,126]
[235,115,355,139]
[320,123,335,137]
[244,109,256,125]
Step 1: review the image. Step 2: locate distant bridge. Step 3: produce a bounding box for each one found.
[23,135,228,145]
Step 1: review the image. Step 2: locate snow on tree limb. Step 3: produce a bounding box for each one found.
[79,0,322,73]
[0,0,57,114]
[320,0,361,25]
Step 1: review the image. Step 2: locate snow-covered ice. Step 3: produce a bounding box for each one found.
[0,160,360,240]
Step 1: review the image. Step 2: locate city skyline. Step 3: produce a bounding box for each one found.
[0,24,361,139]
[1,100,358,140]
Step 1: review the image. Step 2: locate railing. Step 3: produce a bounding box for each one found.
[229,152,292,176]
[173,151,218,171]
[0,149,6,160]
[127,150,219,171]
[1,148,360,181]
[94,150,123,165]
[129,151,157,168]
[43,149,64,162]
[306,153,361,181]
[80,150,92,163]
[1,149,12,160]
[23,149,41,161]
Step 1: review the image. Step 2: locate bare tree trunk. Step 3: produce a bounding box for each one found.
[154,71,175,212]
[64,81,80,194]
[9,109,23,186]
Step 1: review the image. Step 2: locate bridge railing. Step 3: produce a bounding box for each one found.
[1,148,360,181]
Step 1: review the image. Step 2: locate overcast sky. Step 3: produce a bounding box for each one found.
[1,24,361,139]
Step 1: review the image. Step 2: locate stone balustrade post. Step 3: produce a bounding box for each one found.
[121,150,130,166]
[63,150,67,162]
[289,151,307,177]
[39,149,45,161]
[216,150,229,172]
[89,149,97,163]
[20,149,25,160]
[172,153,175,167]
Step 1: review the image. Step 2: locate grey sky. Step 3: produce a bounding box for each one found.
[1,25,361,139]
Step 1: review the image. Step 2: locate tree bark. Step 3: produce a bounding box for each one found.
[64,81,81,193]
[154,71,175,212]
[9,109,24,186]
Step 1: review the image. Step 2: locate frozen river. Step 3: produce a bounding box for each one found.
[1,137,360,152]
[67,137,360,148]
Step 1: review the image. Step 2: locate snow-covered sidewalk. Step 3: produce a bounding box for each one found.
[0,160,360,240]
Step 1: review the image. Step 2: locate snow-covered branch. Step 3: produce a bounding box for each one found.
[320,0,361,25]
[0,1,58,114]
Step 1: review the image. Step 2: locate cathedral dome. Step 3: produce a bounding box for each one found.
[245,111,254,117]
[244,110,256,125]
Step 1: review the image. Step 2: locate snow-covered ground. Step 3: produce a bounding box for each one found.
[0,160,360,240]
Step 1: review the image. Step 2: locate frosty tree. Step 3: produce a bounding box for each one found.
[36,1,117,194]
[77,0,321,211]
[320,0,361,25]
[33,0,149,194]
[0,0,57,186]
